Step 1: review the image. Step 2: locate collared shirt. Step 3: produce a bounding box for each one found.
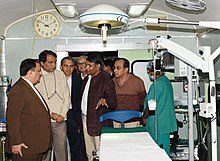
[21,77,48,110]
[81,73,87,80]
[81,75,91,115]
[67,75,72,109]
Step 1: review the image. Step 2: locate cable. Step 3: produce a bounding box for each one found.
[31,0,37,57]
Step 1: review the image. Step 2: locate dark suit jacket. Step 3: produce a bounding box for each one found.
[71,72,83,128]
[81,72,117,136]
[6,78,51,154]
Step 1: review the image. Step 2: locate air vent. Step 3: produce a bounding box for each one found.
[165,0,206,13]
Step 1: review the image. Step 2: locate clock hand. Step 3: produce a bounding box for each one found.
[38,20,49,27]
[47,20,56,26]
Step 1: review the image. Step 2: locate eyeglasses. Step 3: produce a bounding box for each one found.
[32,69,41,73]
[113,66,123,71]
[86,63,96,68]
[77,62,86,66]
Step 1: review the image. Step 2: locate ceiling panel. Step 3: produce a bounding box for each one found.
[0,0,219,36]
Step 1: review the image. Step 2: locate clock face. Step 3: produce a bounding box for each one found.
[34,13,60,38]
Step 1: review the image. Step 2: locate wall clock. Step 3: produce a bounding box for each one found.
[34,13,60,38]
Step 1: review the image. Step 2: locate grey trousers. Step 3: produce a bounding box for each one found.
[12,153,43,161]
[42,121,68,161]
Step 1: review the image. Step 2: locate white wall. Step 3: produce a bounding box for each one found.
[5,10,197,82]
[4,10,199,140]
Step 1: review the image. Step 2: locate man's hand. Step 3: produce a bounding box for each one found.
[12,143,28,157]
[51,112,59,121]
[51,112,64,123]
[141,106,149,127]
[141,116,147,127]
[56,115,65,123]
[95,98,108,109]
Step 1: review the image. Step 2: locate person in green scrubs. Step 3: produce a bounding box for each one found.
[141,61,177,155]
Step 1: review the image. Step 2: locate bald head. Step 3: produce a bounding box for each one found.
[77,56,87,73]
[78,56,87,63]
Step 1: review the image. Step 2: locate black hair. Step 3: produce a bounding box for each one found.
[147,61,154,71]
[87,54,103,66]
[61,56,74,65]
[115,58,130,71]
[39,50,57,64]
[147,61,164,76]
[20,59,38,76]
[103,59,114,71]
[147,61,164,71]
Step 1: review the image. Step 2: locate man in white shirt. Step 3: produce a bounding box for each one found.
[81,54,117,161]
[61,56,88,161]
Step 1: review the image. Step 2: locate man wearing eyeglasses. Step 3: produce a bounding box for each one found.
[81,54,117,161]
[6,59,51,161]
[76,56,88,79]
[36,50,70,161]
[113,58,146,128]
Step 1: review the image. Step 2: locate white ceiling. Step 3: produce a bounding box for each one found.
[0,0,219,36]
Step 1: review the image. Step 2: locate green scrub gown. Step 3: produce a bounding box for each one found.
[144,74,177,155]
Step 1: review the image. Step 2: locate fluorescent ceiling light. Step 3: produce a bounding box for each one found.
[165,0,206,12]
[55,3,78,18]
[127,3,150,18]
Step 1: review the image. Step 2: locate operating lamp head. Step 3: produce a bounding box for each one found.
[79,4,129,42]
[79,4,129,29]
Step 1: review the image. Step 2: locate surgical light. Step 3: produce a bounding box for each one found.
[79,4,129,42]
